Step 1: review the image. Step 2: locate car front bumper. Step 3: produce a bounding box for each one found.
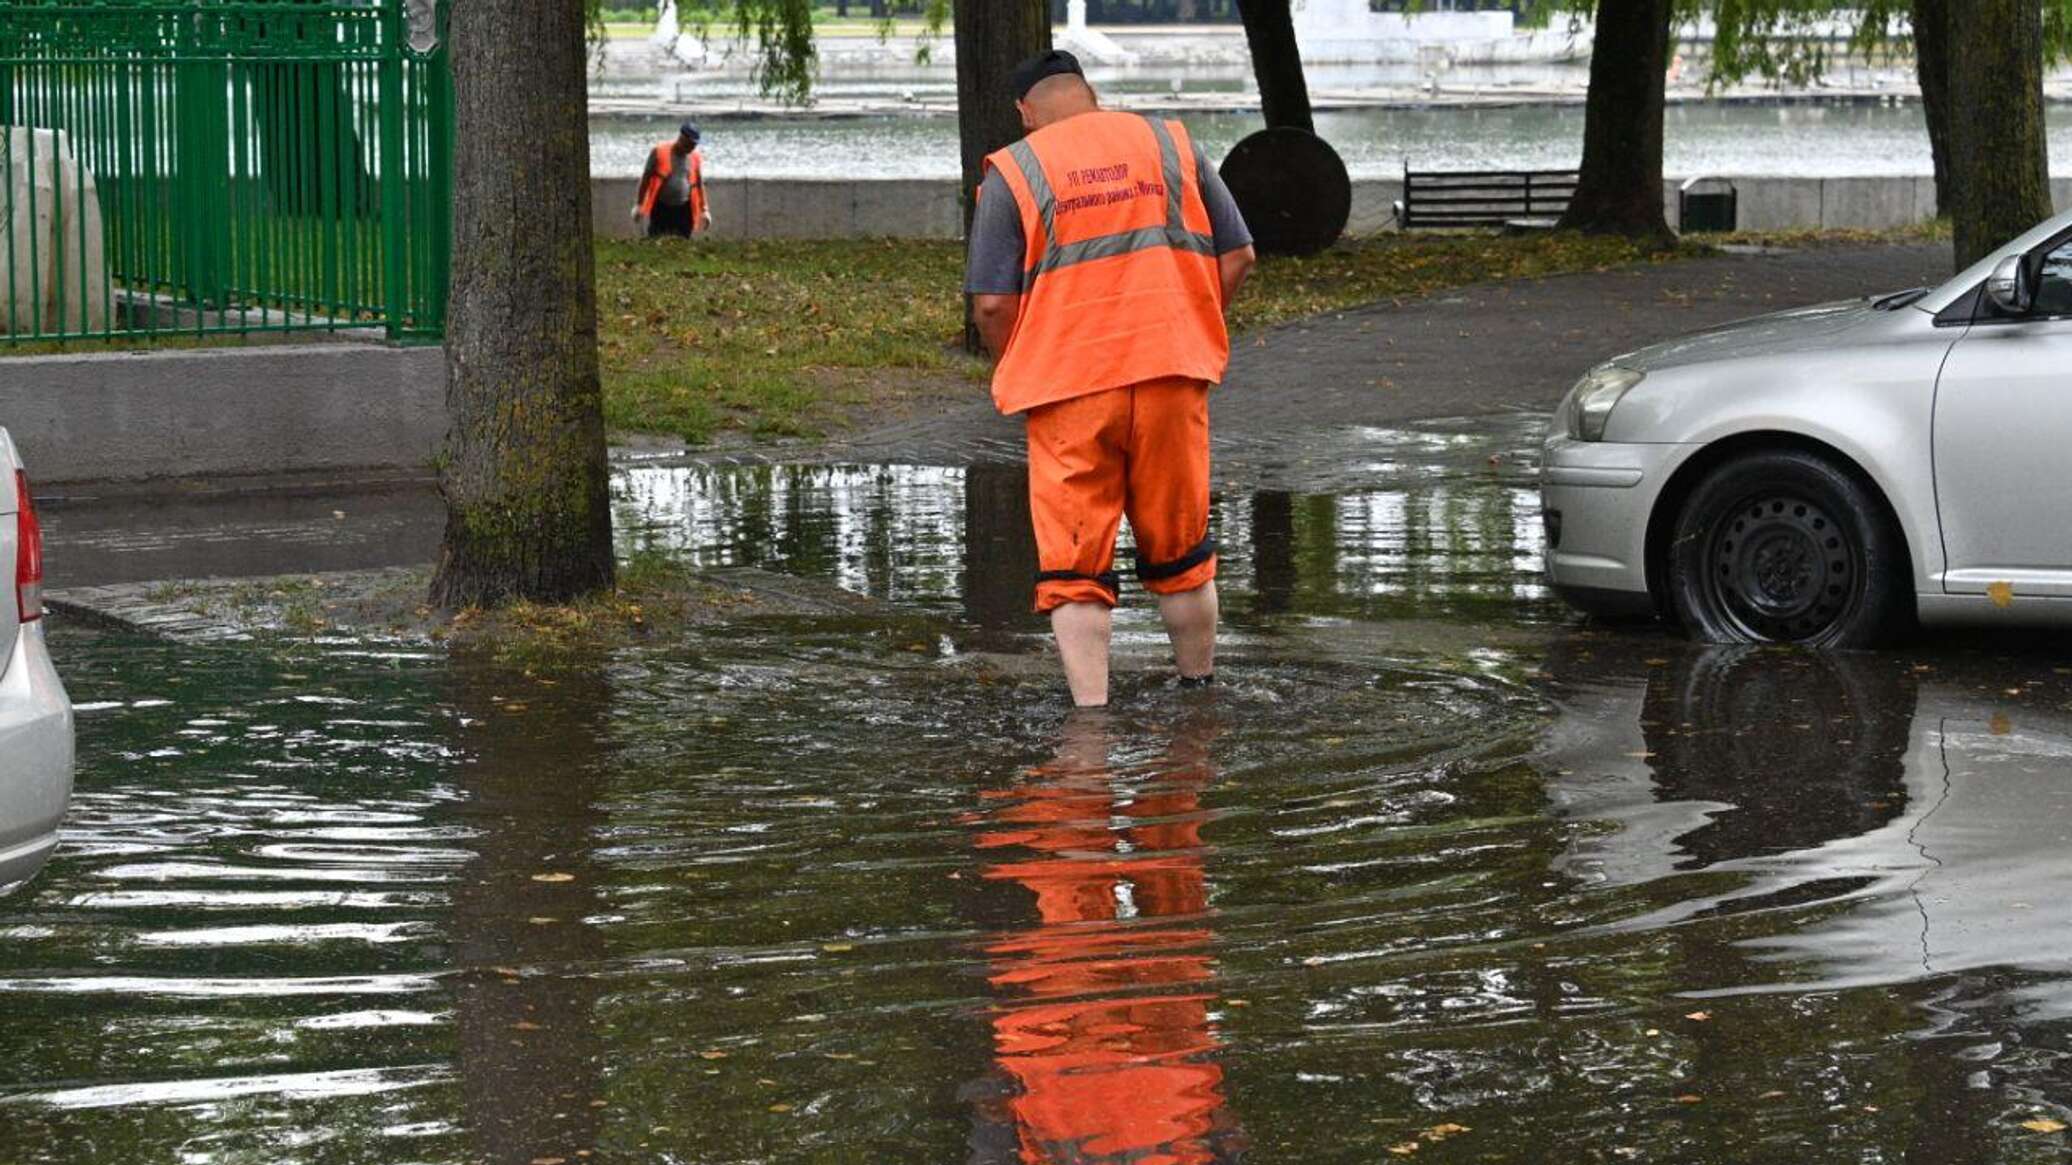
[1539,435,1699,617]
[0,623,74,893]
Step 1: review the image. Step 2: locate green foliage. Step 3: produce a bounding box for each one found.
[1701,0,2072,88]
[587,0,947,103]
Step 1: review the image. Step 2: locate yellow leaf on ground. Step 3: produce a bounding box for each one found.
[530,873,575,884]
[1684,1011,1712,1022]
[1386,1143,1421,1156]
[1422,1123,1471,1142]
[1989,581,2016,608]
[2021,1119,2068,1133]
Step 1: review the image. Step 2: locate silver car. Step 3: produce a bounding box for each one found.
[0,427,72,893]
[1544,208,2072,644]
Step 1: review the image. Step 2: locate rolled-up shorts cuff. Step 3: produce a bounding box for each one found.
[1142,555,1217,597]
[1034,572,1120,614]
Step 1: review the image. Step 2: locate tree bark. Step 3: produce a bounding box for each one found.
[1910,0,1953,219]
[1236,0,1314,133]
[432,0,615,609]
[1557,0,1675,242]
[953,0,1052,235]
[1944,0,2053,271]
[954,0,1050,352]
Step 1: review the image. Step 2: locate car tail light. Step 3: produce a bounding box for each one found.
[16,469,43,622]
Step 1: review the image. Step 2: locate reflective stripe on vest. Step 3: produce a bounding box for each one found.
[1000,115,1217,289]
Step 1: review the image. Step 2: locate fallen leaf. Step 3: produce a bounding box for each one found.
[1387,1143,1421,1157]
[821,942,854,953]
[1421,1123,1471,1142]
[1759,1090,1787,1100]
[698,1050,729,1060]
[768,1103,793,1114]
[1684,1011,1712,1022]
[1674,1094,1703,1104]
[531,873,576,884]
[2021,1118,2068,1133]
[1989,581,2016,609]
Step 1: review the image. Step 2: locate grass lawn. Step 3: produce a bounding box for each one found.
[595,231,1702,445]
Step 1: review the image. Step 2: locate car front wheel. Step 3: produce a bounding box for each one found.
[1666,450,1913,647]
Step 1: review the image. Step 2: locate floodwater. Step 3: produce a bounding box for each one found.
[588,100,2072,181]
[10,421,2072,1163]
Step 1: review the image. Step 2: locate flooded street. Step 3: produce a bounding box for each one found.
[10,422,2072,1162]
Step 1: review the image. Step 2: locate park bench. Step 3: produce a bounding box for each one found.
[1396,168,1579,230]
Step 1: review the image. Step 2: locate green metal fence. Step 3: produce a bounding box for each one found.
[1,0,452,345]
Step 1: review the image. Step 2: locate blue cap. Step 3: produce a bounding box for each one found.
[679,120,701,143]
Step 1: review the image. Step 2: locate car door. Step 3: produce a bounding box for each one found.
[1932,233,2072,598]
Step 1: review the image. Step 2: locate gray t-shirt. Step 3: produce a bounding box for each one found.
[964,139,1253,295]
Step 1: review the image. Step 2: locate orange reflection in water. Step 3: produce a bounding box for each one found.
[971,713,1242,1165]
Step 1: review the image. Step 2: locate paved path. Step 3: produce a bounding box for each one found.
[820,241,1954,463]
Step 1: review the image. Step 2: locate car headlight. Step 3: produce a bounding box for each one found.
[1563,365,1645,442]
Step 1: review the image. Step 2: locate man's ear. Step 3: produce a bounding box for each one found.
[1016,99,1034,133]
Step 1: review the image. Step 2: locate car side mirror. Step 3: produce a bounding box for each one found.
[1986,254,2036,315]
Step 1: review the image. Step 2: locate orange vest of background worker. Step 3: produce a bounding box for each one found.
[633,121,710,239]
[967,51,1256,708]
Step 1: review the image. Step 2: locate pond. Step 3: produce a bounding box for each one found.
[589,100,2072,181]
[7,421,2072,1163]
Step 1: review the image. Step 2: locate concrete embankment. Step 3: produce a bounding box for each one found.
[594,173,2072,241]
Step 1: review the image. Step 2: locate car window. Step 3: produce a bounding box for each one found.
[2034,238,2072,317]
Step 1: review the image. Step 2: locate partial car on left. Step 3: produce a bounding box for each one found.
[0,426,72,894]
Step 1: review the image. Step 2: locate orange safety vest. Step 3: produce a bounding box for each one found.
[982,110,1229,416]
[638,143,706,225]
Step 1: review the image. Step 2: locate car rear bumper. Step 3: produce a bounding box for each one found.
[1540,436,1698,613]
[0,622,73,893]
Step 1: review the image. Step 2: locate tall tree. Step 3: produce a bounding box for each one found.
[1944,0,2053,270]
[953,0,1051,232]
[1558,0,1675,241]
[1909,0,1953,218]
[1235,0,1314,132]
[433,0,616,608]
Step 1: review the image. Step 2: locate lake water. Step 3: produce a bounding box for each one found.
[590,101,2072,180]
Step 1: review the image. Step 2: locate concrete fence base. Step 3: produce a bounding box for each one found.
[595,173,2072,241]
[0,343,445,484]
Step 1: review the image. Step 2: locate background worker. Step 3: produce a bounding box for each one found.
[964,51,1256,709]
[632,120,711,239]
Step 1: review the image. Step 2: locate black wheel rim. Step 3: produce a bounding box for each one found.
[1701,492,1862,642]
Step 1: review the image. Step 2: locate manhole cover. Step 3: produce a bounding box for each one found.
[1218,128,1351,257]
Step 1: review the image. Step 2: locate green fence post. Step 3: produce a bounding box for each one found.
[379,0,408,343]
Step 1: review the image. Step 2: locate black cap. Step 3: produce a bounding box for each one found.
[679,120,701,143]
[1010,49,1084,101]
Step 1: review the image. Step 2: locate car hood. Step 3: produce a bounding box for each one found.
[1608,298,1887,374]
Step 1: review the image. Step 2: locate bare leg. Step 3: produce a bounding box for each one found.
[1156,581,1218,681]
[1051,602,1114,708]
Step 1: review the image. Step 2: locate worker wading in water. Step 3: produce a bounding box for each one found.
[966,51,1257,708]
[633,120,711,239]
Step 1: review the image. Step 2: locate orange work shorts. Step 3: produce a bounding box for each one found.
[1024,376,1217,613]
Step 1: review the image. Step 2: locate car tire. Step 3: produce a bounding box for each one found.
[1666,450,1913,647]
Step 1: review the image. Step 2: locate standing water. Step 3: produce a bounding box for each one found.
[7,421,2072,1162]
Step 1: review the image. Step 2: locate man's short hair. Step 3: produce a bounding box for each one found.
[1011,49,1085,101]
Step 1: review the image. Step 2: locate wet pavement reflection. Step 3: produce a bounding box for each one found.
[10,419,2072,1162]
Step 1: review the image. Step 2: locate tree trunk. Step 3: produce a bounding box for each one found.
[1910,0,1953,219]
[954,0,1052,234]
[1557,0,1674,242]
[954,0,1050,352]
[432,0,615,609]
[1944,0,2053,271]
[1236,0,1314,132]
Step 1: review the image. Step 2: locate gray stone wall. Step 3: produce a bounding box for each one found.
[0,343,446,484]
[594,174,2072,240]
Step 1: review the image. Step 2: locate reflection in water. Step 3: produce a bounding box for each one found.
[968,711,1243,1165]
[22,436,2072,1163]
[447,653,612,1164]
[1547,645,2072,993]
[613,421,1554,626]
